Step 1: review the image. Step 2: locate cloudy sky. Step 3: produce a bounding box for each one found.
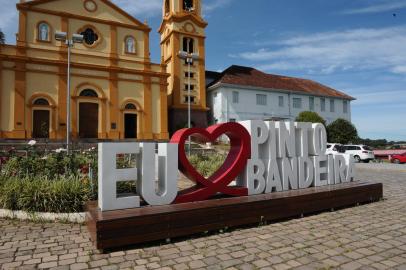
[1,0,406,141]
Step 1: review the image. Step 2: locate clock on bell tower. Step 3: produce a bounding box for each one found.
[159,0,208,133]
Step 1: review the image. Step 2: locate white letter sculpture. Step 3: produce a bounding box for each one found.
[138,143,179,206]
[98,142,178,211]
[98,143,140,212]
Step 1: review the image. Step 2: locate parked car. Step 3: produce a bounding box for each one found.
[390,153,406,164]
[343,145,375,163]
[326,143,345,155]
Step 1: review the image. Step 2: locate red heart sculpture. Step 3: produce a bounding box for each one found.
[170,122,251,203]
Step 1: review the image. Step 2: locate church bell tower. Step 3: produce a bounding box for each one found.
[159,0,208,132]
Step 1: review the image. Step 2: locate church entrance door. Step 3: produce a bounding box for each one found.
[33,110,50,138]
[79,103,99,138]
[124,113,137,139]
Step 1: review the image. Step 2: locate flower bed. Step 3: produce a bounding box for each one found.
[0,141,97,213]
[0,141,228,214]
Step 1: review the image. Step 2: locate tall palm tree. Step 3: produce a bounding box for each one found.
[0,29,5,44]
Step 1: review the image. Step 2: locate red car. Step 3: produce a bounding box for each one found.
[391,153,406,164]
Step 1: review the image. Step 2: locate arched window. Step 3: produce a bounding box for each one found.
[38,22,50,41]
[183,37,194,53]
[125,36,136,54]
[33,98,50,106]
[80,27,99,46]
[80,89,98,97]
[165,0,170,14]
[125,103,137,110]
[183,0,194,11]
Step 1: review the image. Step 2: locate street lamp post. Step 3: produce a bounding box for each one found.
[178,51,199,156]
[55,32,83,153]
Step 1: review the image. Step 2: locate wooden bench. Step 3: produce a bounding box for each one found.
[87,181,383,250]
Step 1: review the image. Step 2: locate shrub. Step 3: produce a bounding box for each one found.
[327,118,359,144]
[0,175,94,213]
[0,144,232,213]
[296,111,326,126]
[0,146,97,213]
[1,151,96,179]
[188,153,227,178]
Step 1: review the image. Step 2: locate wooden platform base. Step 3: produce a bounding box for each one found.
[87,181,383,250]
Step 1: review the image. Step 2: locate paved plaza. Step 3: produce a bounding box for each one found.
[1,164,406,270]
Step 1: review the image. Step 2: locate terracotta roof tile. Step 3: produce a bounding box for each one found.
[207,65,355,100]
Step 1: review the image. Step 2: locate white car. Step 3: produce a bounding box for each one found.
[343,145,375,163]
[326,143,344,155]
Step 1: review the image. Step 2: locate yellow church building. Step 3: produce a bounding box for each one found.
[0,0,208,140]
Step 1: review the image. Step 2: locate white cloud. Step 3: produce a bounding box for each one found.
[231,26,406,75]
[353,90,406,106]
[111,0,162,17]
[113,0,234,16]
[203,0,233,12]
[342,1,406,15]
[392,66,406,74]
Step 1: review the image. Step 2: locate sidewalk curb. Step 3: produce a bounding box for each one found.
[0,209,86,223]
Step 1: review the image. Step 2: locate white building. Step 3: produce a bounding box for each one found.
[206,66,354,125]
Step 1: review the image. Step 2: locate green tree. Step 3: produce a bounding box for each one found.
[327,118,358,144]
[358,138,388,149]
[295,111,326,126]
[0,29,5,45]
